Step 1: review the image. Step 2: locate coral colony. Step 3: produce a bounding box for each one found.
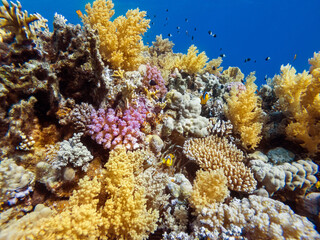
[1,0,320,239]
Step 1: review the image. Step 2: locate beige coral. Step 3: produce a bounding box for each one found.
[183,135,257,192]
[193,195,320,239]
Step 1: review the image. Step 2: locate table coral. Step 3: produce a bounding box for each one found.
[272,52,320,154]
[183,135,257,192]
[83,0,150,70]
[224,72,265,149]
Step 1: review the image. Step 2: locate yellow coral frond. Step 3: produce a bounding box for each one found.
[175,45,208,75]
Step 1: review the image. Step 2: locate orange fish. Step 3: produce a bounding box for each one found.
[76,10,83,18]
[293,54,297,61]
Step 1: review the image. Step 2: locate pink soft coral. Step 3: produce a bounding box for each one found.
[144,64,167,98]
[88,104,147,150]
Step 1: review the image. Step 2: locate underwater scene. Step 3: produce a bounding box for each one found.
[0,0,320,239]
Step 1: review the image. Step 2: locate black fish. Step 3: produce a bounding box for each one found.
[220,54,226,58]
[168,33,172,37]
[185,18,188,22]
[192,36,194,40]
[265,57,271,61]
[149,80,157,86]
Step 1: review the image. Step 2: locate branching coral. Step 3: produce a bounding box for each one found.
[224,72,265,149]
[175,45,208,75]
[183,135,257,192]
[83,0,150,70]
[0,0,39,44]
[272,52,320,154]
[88,103,147,150]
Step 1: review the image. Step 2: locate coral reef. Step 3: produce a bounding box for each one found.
[0,0,319,239]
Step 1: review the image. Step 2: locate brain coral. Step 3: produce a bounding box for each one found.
[183,135,257,192]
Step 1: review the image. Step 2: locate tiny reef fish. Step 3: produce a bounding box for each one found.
[315,181,320,189]
[200,92,210,105]
[293,54,297,61]
[162,154,175,167]
[265,56,271,61]
[76,10,83,18]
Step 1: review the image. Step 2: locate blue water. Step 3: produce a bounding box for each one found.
[19,0,320,86]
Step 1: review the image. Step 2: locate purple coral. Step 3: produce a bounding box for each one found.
[144,64,167,98]
[88,104,147,150]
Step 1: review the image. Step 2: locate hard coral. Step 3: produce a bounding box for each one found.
[84,0,150,71]
[88,104,147,150]
[273,52,320,154]
[183,135,257,192]
[0,0,39,44]
[224,72,264,149]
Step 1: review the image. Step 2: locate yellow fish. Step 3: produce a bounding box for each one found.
[293,54,297,61]
[200,91,210,105]
[162,153,175,167]
[316,181,320,189]
[76,10,83,18]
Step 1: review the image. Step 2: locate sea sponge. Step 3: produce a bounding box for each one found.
[190,169,229,211]
[83,0,150,70]
[272,52,320,154]
[224,72,264,149]
[175,45,208,75]
[183,135,257,192]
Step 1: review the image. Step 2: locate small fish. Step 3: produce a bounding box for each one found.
[244,58,251,63]
[166,9,168,12]
[208,30,212,35]
[192,36,194,40]
[166,17,168,21]
[293,54,297,61]
[265,56,271,61]
[162,154,175,167]
[219,48,222,51]
[168,33,172,37]
[212,66,216,71]
[220,53,226,58]
[194,27,197,31]
[200,91,210,105]
[149,80,157,86]
[185,18,188,22]
[76,10,83,18]
[316,181,320,189]
[176,26,180,30]
[264,75,268,81]
[212,34,217,37]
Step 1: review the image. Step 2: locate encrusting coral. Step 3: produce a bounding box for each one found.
[224,72,265,149]
[83,0,150,70]
[272,52,320,154]
[183,135,257,192]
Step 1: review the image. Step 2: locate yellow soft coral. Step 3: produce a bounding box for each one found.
[225,72,264,149]
[0,0,39,44]
[273,52,320,154]
[83,0,150,71]
[175,45,209,75]
[190,169,229,211]
[6,148,158,240]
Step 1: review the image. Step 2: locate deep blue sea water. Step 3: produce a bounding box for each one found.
[19,0,320,86]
